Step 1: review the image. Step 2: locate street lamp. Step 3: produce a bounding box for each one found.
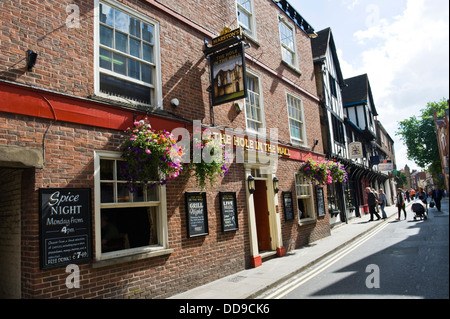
[248,175,255,194]
[273,177,280,194]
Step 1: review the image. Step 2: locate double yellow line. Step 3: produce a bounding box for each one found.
[264,221,391,299]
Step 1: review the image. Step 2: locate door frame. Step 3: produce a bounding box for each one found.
[244,157,284,268]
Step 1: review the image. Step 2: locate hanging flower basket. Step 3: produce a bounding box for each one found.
[327,160,348,183]
[299,158,331,185]
[299,159,348,185]
[187,128,231,190]
[119,119,183,191]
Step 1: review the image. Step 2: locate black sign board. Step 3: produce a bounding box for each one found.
[185,192,209,238]
[39,188,92,269]
[282,191,295,221]
[316,187,326,217]
[219,192,239,232]
[210,43,247,106]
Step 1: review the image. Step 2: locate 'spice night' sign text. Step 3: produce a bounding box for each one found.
[39,188,92,269]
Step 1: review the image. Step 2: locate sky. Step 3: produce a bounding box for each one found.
[289,0,450,172]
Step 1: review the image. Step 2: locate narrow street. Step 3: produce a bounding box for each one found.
[260,199,449,299]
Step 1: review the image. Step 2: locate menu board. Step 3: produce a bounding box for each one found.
[316,187,326,217]
[282,191,295,221]
[39,188,92,269]
[185,192,209,238]
[219,192,239,232]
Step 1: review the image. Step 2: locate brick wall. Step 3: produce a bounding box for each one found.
[1,112,251,298]
[276,158,330,252]
[0,168,22,298]
[0,0,329,298]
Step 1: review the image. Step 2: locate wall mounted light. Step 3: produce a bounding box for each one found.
[273,177,280,194]
[312,139,319,152]
[234,101,243,114]
[247,175,255,194]
[306,27,318,39]
[26,50,38,71]
[170,98,180,107]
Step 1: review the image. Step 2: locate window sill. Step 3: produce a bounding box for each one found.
[281,60,302,77]
[298,218,317,227]
[91,248,173,268]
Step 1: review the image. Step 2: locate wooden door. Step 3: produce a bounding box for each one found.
[254,180,271,251]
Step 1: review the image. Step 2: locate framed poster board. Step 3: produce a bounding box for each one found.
[39,188,92,269]
[219,192,239,232]
[316,187,326,217]
[282,191,295,221]
[185,192,209,238]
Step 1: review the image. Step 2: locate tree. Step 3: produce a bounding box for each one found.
[396,171,408,189]
[396,98,448,183]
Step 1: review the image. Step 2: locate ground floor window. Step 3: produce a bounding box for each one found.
[101,206,158,253]
[294,173,315,221]
[94,151,169,261]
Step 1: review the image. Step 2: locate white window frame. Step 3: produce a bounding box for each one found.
[278,16,299,69]
[236,0,257,40]
[94,0,163,108]
[244,70,265,134]
[94,151,171,264]
[286,91,307,146]
[294,172,316,224]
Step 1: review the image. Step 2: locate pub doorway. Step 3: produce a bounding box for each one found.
[253,180,270,252]
[0,167,22,299]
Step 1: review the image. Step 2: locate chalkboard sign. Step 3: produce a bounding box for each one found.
[219,192,239,232]
[39,188,92,269]
[282,191,295,221]
[185,192,209,238]
[316,187,326,217]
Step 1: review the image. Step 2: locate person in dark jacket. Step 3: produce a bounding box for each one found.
[432,186,444,212]
[366,187,381,221]
[396,188,407,220]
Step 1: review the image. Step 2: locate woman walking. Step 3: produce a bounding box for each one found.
[378,189,388,219]
[396,188,407,220]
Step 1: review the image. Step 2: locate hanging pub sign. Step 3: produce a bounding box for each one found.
[185,192,209,238]
[39,188,92,269]
[219,192,239,232]
[348,142,363,159]
[282,191,295,221]
[212,27,243,47]
[210,42,247,106]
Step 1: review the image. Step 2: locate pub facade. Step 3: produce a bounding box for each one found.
[0,0,330,299]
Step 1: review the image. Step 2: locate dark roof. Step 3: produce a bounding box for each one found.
[311,28,345,87]
[342,74,378,116]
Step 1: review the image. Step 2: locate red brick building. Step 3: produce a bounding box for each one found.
[0,0,329,298]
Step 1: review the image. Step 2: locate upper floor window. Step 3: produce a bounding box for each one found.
[329,73,337,98]
[237,0,256,39]
[279,17,298,68]
[245,72,264,132]
[95,0,161,107]
[287,93,306,145]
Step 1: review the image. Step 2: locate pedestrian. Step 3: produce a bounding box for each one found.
[418,187,428,206]
[396,188,407,220]
[405,190,410,202]
[431,185,444,212]
[378,189,388,219]
[372,188,380,214]
[410,188,416,200]
[366,187,381,221]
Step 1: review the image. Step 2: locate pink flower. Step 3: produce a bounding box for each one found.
[145,149,151,154]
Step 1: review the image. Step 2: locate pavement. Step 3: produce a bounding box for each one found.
[169,198,446,299]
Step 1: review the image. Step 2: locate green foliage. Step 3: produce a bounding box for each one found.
[396,98,448,180]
